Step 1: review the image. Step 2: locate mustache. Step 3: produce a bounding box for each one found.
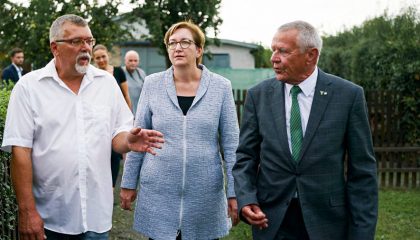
[76,52,91,61]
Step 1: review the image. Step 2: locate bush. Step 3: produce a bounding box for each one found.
[0,80,17,239]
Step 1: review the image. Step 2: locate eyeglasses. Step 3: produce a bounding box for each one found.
[167,40,195,50]
[55,38,96,47]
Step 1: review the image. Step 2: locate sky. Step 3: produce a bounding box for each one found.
[12,0,420,47]
[215,0,419,47]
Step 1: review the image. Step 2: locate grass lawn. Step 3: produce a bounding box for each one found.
[110,187,420,240]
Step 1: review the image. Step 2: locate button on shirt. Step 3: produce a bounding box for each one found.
[1,59,133,234]
[285,67,318,154]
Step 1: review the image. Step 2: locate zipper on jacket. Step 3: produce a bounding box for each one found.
[179,115,187,230]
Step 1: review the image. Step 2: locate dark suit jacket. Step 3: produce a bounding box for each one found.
[1,64,27,83]
[233,69,378,240]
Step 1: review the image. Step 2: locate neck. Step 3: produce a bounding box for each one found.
[173,65,201,83]
[56,66,84,94]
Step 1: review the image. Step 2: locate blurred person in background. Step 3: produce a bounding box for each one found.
[123,50,146,114]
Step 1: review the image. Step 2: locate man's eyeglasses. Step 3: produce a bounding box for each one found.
[167,40,195,50]
[55,38,96,47]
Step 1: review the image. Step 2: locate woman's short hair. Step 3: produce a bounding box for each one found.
[164,20,205,65]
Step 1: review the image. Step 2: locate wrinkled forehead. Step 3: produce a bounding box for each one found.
[60,22,93,39]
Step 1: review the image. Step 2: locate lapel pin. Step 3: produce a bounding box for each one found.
[320,91,327,96]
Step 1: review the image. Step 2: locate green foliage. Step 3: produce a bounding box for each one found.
[0,0,131,69]
[251,44,272,68]
[0,80,17,239]
[130,0,223,67]
[319,7,420,144]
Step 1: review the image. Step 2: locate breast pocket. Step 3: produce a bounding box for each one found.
[83,104,111,137]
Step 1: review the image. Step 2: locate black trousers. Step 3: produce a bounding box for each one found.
[275,198,310,240]
[111,150,121,187]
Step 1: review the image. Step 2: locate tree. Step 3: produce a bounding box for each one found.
[251,44,272,68]
[130,0,223,67]
[318,7,420,144]
[0,0,131,69]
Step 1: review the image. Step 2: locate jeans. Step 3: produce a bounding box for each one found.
[44,229,109,240]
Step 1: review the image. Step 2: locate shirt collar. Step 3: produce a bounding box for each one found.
[36,59,106,83]
[285,66,318,97]
[12,63,22,72]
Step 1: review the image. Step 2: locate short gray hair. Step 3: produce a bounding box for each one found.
[49,14,88,43]
[278,20,323,56]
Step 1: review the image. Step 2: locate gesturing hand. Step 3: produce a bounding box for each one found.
[241,204,269,229]
[127,128,164,155]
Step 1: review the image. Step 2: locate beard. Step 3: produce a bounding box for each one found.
[75,52,91,74]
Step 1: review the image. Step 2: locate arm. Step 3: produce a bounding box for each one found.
[119,81,132,110]
[346,87,378,240]
[232,90,268,228]
[112,128,164,154]
[119,78,154,210]
[218,81,240,225]
[11,146,45,240]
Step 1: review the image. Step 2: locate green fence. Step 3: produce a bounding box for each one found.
[210,68,274,89]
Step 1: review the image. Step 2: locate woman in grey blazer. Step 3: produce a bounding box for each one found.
[120,21,240,240]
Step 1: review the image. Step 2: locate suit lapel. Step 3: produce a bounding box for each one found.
[191,65,210,108]
[269,79,293,160]
[164,67,181,110]
[298,70,333,162]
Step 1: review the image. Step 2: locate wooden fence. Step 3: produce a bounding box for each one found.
[233,89,420,188]
[0,89,419,239]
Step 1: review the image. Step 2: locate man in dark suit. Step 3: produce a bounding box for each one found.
[233,20,378,240]
[1,48,27,83]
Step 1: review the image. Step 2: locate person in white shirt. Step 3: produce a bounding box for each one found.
[1,14,164,240]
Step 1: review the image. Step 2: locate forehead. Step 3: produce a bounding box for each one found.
[93,49,107,57]
[126,53,139,60]
[169,28,193,40]
[272,29,299,48]
[13,52,24,57]
[61,22,92,39]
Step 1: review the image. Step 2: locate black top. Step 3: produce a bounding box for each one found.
[113,66,127,85]
[177,96,195,115]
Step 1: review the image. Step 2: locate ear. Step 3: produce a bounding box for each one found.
[196,46,203,59]
[306,48,319,64]
[50,42,59,57]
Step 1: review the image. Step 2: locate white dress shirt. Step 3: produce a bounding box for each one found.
[285,67,318,153]
[1,59,133,234]
[12,63,23,78]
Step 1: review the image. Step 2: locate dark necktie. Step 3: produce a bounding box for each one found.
[290,86,303,162]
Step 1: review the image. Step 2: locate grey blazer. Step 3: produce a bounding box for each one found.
[233,69,378,240]
[121,65,239,240]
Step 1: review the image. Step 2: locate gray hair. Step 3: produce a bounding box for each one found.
[49,14,88,43]
[278,20,323,56]
[125,50,140,60]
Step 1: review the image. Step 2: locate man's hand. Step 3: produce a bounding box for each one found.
[241,204,268,229]
[120,188,137,211]
[127,128,164,155]
[18,208,45,240]
[228,198,240,226]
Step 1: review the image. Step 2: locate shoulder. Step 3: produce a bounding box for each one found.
[3,64,13,71]
[113,66,126,82]
[319,69,362,92]
[145,70,166,83]
[248,77,278,93]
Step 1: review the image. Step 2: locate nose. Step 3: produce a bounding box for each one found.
[271,52,278,62]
